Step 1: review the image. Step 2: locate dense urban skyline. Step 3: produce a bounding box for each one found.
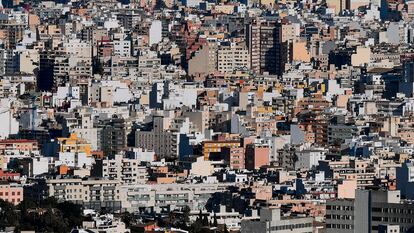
[0,0,414,232]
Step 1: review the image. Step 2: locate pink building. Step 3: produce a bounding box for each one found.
[223,147,245,170]
[337,180,357,199]
[0,183,23,205]
[0,169,20,181]
[245,144,270,170]
[0,139,38,151]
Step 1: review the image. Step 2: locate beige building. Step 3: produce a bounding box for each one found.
[93,154,147,184]
[351,47,371,67]
[47,178,122,210]
[217,42,250,73]
[188,42,218,77]
[326,0,347,14]
[190,156,214,176]
[281,23,298,42]
[19,49,39,74]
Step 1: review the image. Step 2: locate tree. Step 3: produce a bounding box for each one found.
[56,201,83,228]
[121,211,135,227]
[0,200,19,228]
[213,213,218,227]
[189,220,203,233]
[197,209,202,222]
[224,224,229,233]
[202,215,209,226]
[182,206,191,224]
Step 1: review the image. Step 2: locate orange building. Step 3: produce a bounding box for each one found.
[57,133,92,156]
[202,140,241,160]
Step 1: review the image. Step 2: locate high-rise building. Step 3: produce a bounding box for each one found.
[0,19,24,50]
[396,161,414,199]
[135,116,181,160]
[217,41,250,73]
[100,115,127,158]
[246,18,287,76]
[326,190,414,233]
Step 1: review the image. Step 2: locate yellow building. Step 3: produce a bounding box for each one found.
[57,133,92,156]
[202,141,241,160]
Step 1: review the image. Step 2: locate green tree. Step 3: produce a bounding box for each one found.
[56,201,82,228]
[202,215,209,226]
[121,211,135,227]
[224,224,229,233]
[0,199,19,228]
[213,213,218,227]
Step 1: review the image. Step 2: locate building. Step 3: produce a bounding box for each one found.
[295,148,327,170]
[100,116,127,158]
[202,140,241,161]
[222,147,245,170]
[47,178,122,211]
[0,182,23,205]
[0,20,24,49]
[246,18,287,75]
[245,144,270,170]
[241,208,313,233]
[121,182,234,212]
[326,190,414,233]
[396,161,414,199]
[149,20,162,46]
[57,133,92,156]
[135,116,181,160]
[217,42,250,73]
[0,169,20,181]
[92,154,147,184]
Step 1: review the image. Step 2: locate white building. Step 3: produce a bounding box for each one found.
[55,152,94,168]
[295,147,327,170]
[149,20,162,46]
[95,154,147,184]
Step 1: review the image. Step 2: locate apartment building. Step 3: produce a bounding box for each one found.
[326,190,414,233]
[0,49,19,75]
[246,17,287,75]
[241,208,313,233]
[245,143,270,170]
[47,177,122,210]
[57,133,92,156]
[396,161,414,199]
[202,140,241,161]
[135,116,181,159]
[295,148,327,170]
[120,182,234,212]
[217,42,250,73]
[0,20,24,49]
[222,147,245,170]
[99,116,127,158]
[0,182,23,205]
[92,154,147,184]
[319,158,376,188]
